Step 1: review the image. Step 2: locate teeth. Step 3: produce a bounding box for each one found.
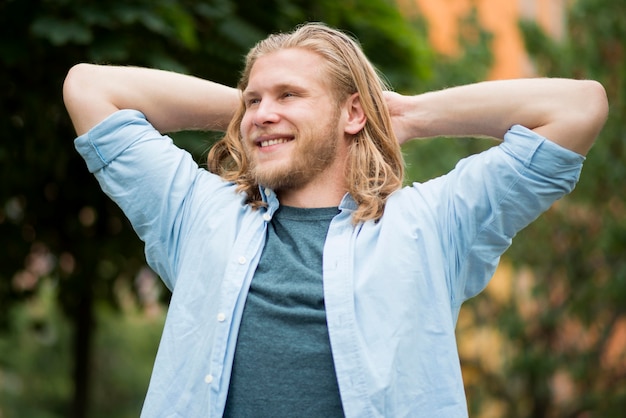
[260,138,290,147]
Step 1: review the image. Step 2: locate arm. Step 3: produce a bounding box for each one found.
[63,63,240,136]
[386,78,608,155]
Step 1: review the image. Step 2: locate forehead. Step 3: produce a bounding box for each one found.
[245,48,330,93]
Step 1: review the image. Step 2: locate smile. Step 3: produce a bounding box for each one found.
[258,137,293,148]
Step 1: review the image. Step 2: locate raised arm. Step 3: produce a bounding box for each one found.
[387,78,608,155]
[63,63,241,136]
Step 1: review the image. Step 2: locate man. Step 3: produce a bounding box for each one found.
[63,23,607,417]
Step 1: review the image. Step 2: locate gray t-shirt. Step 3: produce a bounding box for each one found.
[224,205,344,417]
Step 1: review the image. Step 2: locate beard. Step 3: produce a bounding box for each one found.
[245,112,342,191]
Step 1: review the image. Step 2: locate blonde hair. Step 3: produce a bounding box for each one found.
[207,22,404,223]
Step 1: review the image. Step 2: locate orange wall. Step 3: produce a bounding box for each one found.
[400,0,566,79]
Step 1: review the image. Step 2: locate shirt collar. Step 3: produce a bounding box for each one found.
[338,193,357,211]
[259,187,356,215]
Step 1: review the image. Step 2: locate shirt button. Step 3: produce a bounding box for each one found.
[262,213,272,221]
[264,189,273,197]
[204,374,213,384]
[217,313,226,322]
[238,256,246,264]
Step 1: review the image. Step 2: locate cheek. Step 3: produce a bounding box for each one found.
[240,113,253,137]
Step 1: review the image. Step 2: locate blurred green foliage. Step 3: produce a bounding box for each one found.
[0,278,166,418]
[0,280,73,418]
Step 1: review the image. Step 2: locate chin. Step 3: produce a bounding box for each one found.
[253,166,293,189]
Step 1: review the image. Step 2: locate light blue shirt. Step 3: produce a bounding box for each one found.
[75,110,584,417]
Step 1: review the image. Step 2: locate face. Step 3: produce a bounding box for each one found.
[240,48,347,192]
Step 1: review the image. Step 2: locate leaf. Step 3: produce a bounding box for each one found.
[30,16,92,46]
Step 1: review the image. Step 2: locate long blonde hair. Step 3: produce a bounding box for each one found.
[207,22,404,223]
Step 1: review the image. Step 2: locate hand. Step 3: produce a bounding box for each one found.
[384,91,421,145]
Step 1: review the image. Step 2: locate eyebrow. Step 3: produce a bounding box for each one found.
[242,82,307,98]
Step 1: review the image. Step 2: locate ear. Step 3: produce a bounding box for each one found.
[343,93,367,135]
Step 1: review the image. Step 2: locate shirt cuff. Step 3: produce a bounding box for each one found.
[503,124,585,170]
[74,109,154,173]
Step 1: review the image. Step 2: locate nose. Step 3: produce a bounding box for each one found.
[253,99,280,126]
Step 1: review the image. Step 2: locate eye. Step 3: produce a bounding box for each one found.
[245,97,260,107]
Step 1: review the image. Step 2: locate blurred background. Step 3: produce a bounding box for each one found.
[0,0,624,417]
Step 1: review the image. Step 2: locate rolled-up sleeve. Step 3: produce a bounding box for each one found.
[74,110,209,288]
[418,124,584,305]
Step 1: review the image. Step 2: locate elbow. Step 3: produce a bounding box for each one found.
[63,63,96,136]
[568,80,609,155]
[582,80,609,140]
[63,64,117,136]
[63,63,93,110]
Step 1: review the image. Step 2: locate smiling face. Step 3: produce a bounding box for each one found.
[208,23,403,220]
[240,48,348,193]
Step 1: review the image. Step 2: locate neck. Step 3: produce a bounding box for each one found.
[278,184,346,208]
[277,161,347,208]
